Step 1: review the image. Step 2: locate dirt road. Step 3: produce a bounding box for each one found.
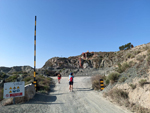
[0,77,131,113]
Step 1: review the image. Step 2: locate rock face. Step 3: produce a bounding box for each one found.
[42,52,118,70]
[43,57,79,69]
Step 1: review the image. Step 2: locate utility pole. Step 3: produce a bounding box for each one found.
[33,16,37,91]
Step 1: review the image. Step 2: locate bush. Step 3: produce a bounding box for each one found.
[131,104,150,113]
[119,43,133,51]
[129,84,136,89]
[108,72,120,83]
[23,75,52,93]
[126,53,135,59]
[134,50,141,55]
[119,77,127,83]
[91,75,105,90]
[5,75,19,82]
[104,88,129,106]
[146,55,150,64]
[129,61,136,67]
[117,62,130,73]
[136,55,145,62]
[139,79,147,87]
[147,49,150,56]
[36,76,51,93]
[143,45,149,50]
[122,62,129,71]
[105,79,110,86]
[23,76,33,83]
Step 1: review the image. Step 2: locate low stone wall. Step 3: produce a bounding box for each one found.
[24,83,36,101]
[1,83,36,106]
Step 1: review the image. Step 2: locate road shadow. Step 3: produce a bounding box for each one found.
[23,93,59,105]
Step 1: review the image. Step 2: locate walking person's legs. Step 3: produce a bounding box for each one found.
[71,85,73,91]
[69,85,71,91]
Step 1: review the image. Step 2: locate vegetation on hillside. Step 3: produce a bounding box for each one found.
[119,42,133,50]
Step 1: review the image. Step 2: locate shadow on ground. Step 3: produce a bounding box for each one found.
[23,93,58,105]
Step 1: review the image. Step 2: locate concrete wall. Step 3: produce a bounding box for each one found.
[24,83,36,101]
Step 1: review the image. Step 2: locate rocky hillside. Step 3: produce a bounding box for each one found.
[0,66,33,74]
[1,42,150,112]
[89,42,150,112]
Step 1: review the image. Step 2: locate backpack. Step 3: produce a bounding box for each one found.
[70,76,73,82]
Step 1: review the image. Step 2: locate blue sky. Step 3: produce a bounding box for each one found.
[0,0,150,68]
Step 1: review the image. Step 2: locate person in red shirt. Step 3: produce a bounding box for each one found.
[57,73,61,84]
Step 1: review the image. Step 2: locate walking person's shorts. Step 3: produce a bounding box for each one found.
[69,82,73,85]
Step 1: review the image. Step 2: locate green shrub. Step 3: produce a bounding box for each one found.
[0,73,7,78]
[119,77,127,83]
[129,84,136,89]
[119,43,133,50]
[23,76,33,83]
[121,62,129,71]
[108,72,120,83]
[139,79,147,87]
[117,62,130,73]
[105,79,110,86]
[5,75,19,82]
[36,76,51,93]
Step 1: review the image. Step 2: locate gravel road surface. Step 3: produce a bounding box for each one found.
[0,77,131,113]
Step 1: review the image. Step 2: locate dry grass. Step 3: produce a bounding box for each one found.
[36,75,52,93]
[139,79,147,87]
[119,77,127,83]
[116,62,130,73]
[134,50,141,55]
[104,88,129,106]
[128,61,136,67]
[146,55,150,65]
[103,88,150,113]
[136,55,145,62]
[129,84,136,90]
[130,104,150,113]
[126,53,135,59]
[147,49,150,56]
[107,72,120,83]
[91,75,105,90]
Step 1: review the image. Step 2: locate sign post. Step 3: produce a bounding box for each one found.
[3,81,25,103]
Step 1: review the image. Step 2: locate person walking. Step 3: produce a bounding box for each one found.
[68,73,74,92]
[57,73,61,84]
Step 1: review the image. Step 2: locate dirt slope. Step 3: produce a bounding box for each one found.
[0,77,131,113]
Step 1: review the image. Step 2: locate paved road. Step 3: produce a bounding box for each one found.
[0,77,131,113]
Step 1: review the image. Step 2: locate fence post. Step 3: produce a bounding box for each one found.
[99,79,104,91]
